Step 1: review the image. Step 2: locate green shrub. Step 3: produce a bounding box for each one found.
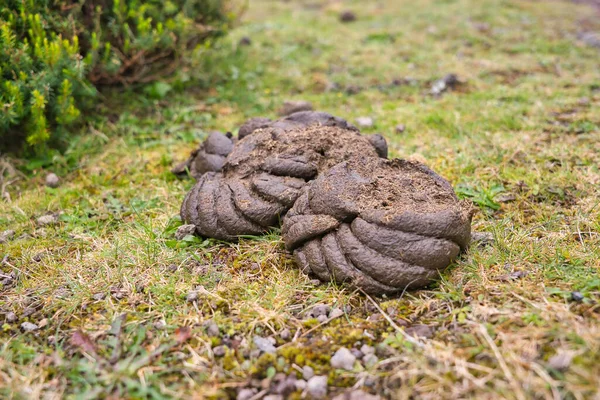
[0,0,233,153]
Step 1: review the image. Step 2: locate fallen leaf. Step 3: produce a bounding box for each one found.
[175,326,192,344]
[71,330,97,355]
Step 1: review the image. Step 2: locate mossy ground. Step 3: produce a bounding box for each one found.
[1,0,599,398]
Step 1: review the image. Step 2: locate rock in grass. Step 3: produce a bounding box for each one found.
[330,347,356,370]
[280,328,291,340]
[175,224,196,240]
[339,10,357,23]
[571,291,584,302]
[237,388,257,400]
[213,345,226,357]
[45,173,60,188]
[302,365,315,380]
[6,312,17,323]
[36,214,58,226]
[356,116,374,128]
[333,390,381,400]
[306,375,328,399]
[206,322,220,337]
[21,322,38,332]
[0,229,15,244]
[362,353,379,367]
[253,335,276,354]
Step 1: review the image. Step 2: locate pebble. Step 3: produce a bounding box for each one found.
[279,100,313,116]
[239,36,252,46]
[295,379,307,391]
[405,324,434,339]
[317,314,328,323]
[153,319,167,330]
[213,345,226,357]
[471,231,494,247]
[36,214,58,226]
[329,308,344,319]
[21,322,38,332]
[45,173,60,188]
[206,322,220,337]
[330,347,356,370]
[237,388,257,400]
[310,304,331,318]
[339,10,357,22]
[186,291,198,302]
[175,224,196,240]
[253,335,276,354]
[430,73,459,95]
[6,312,17,323]
[363,353,379,368]
[395,124,406,134]
[302,365,315,380]
[0,229,15,244]
[571,291,584,302]
[92,292,106,301]
[356,117,374,128]
[350,348,363,359]
[306,375,328,399]
[280,328,291,340]
[264,396,283,400]
[360,344,375,355]
[332,390,381,400]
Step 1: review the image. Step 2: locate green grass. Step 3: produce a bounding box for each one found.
[1,0,600,398]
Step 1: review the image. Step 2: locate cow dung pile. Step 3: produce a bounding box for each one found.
[177,111,472,295]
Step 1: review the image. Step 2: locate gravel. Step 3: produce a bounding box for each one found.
[6,312,17,323]
[175,224,196,240]
[339,10,356,22]
[186,291,198,302]
[329,307,344,319]
[363,353,379,367]
[206,322,220,337]
[280,328,291,340]
[309,304,331,318]
[471,231,494,247]
[237,388,257,400]
[360,344,375,355]
[330,347,356,370]
[213,345,226,357]
[306,375,328,399]
[395,124,406,133]
[571,291,584,302]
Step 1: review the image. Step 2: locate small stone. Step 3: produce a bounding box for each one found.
[213,345,226,357]
[330,347,356,370]
[279,100,313,116]
[309,279,322,286]
[295,379,307,390]
[363,353,379,367]
[153,319,167,330]
[0,229,15,244]
[430,73,460,95]
[6,312,17,323]
[310,304,331,318]
[280,328,291,340]
[253,335,276,354]
[264,396,283,400]
[356,117,374,128]
[92,292,106,301]
[332,390,381,400]
[239,36,252,46]
[237,388,257,400]
[395,124,406,134]
[306,376,328,399]
[21,322,38,332]
[339,10,356,23]
[167,264,178,273]
[360,344,375,355]
[175,224,196,240]
[571,291,584,302]
[548,351,575,371]
[329,308,344,319]
[273,374,297,396]
[302,365,315,380]
[36,214,58,226]
[317,314,328,323]
[405,324,434,339]
[186,291,198,302]
[45,173,60,188]
[206,322,220,337]
[351,348,363,359]
[471,231,494,247]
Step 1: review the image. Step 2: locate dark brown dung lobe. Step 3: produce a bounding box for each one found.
[281,157,473,295]
[180,117,386,240]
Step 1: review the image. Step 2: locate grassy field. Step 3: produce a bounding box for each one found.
[1,0,600,398]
